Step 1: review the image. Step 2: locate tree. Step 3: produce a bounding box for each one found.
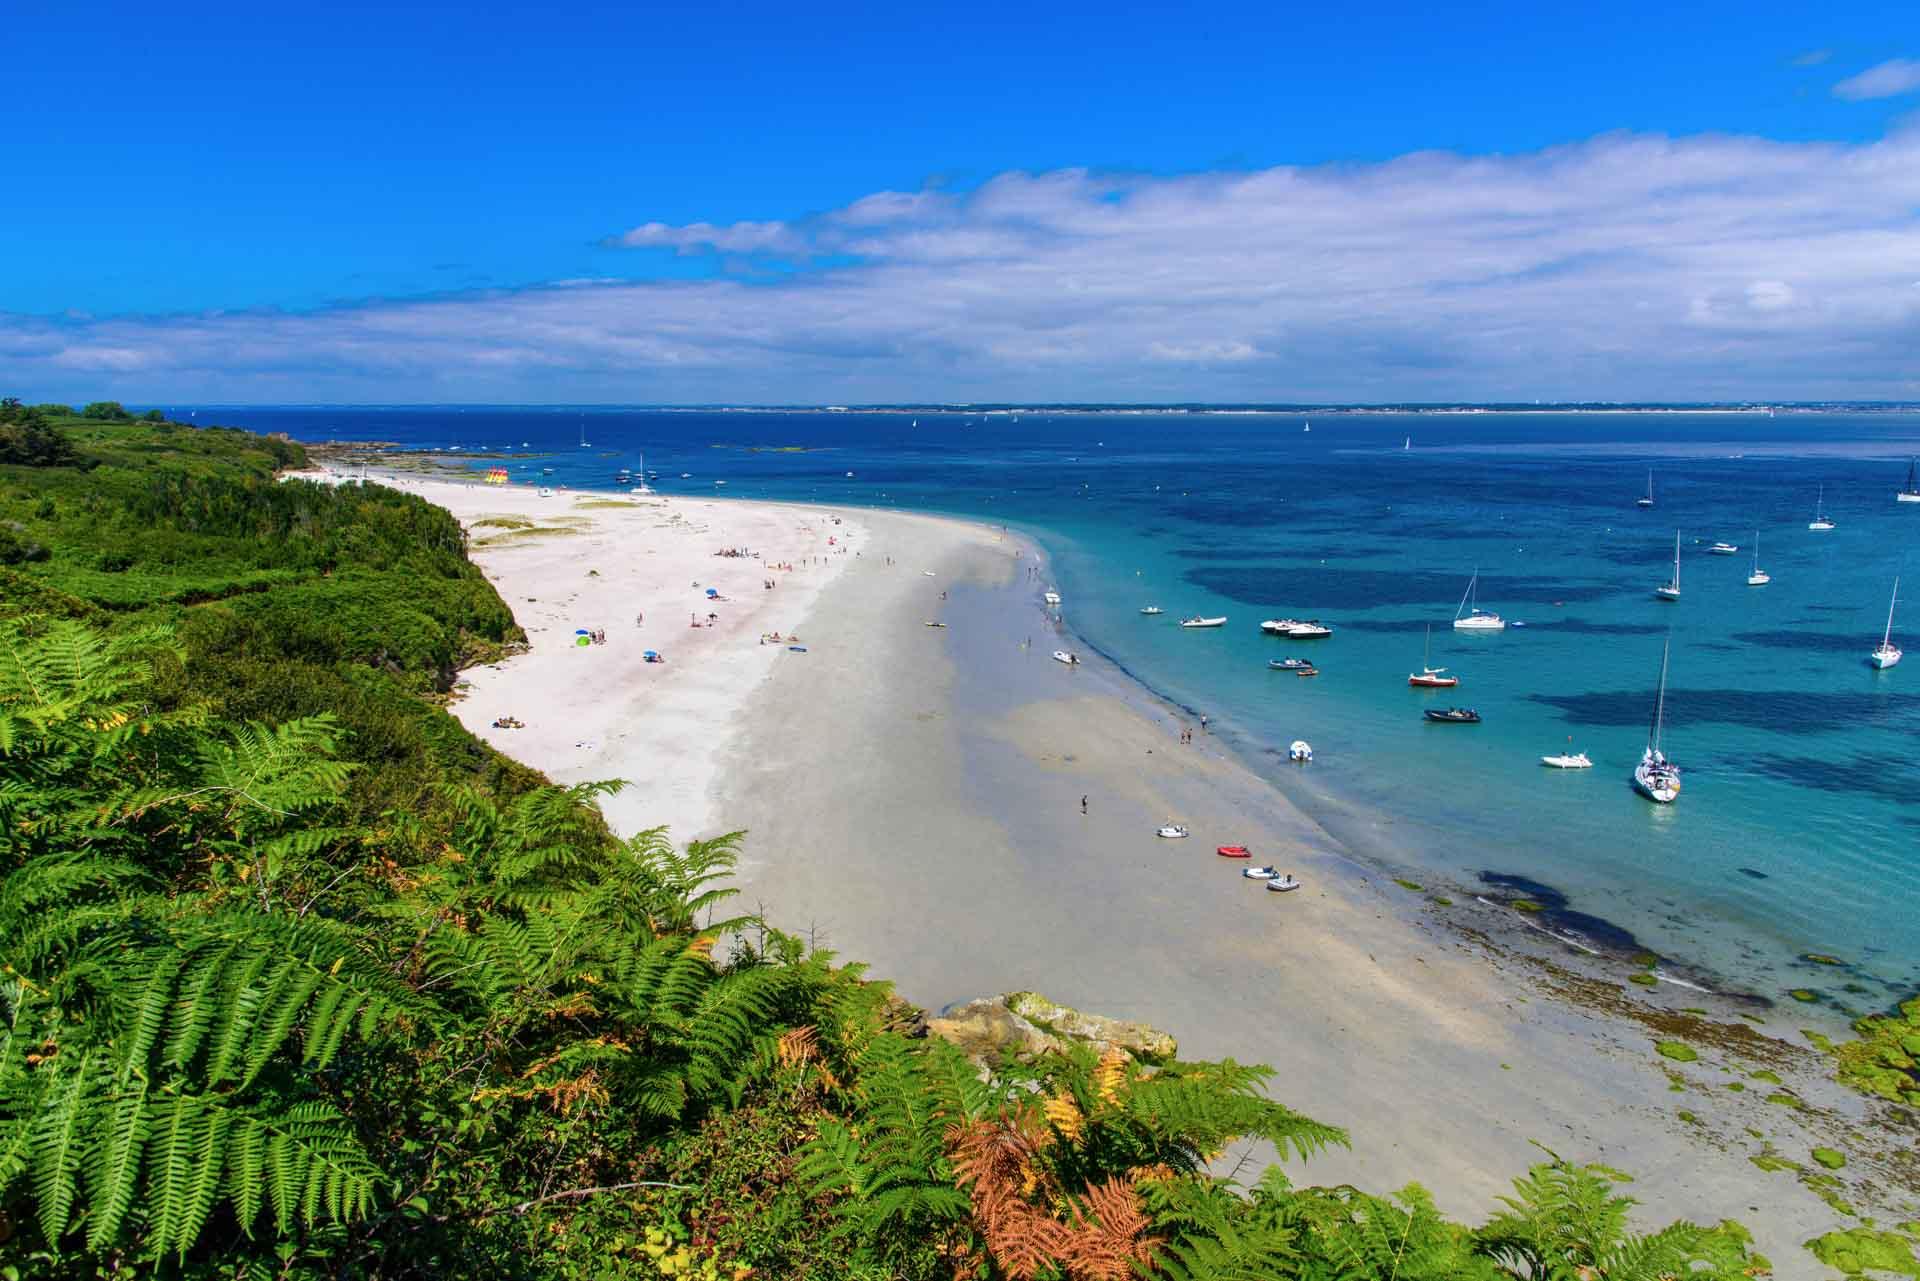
[80,401,131,421]
[0,398,81,467]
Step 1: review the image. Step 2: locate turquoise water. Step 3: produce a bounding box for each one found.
[201,407,1920,1005]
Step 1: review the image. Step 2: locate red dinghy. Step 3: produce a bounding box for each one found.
[1216,845,1250,858]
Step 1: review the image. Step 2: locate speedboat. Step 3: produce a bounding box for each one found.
[1424,707,1481,724]
[1260,618,1332,638]
[1541,752,1593,769]
[1452,571,1505,631]
[1265,875,1302,893]
[1140,605,1164,615]
[1052,650,1079,666]
[1708,542,1738,555]
[1288,740,1313,762]
[1871,577,1902,670]
[1180,616,1227,628]
[1216,845,1250,858]
[1269,657,1315,671]
[1043,591,1062,605]
[1243,865,1281,880]
[1156,824,1189,839]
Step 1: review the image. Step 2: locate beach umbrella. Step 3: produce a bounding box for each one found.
[705,588,720,598]
[643,650,659,660]
[574,629,590,635]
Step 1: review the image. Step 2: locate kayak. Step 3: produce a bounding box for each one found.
[1216,845,1250,858]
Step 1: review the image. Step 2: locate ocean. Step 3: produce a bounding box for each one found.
[188,405,1920,1010]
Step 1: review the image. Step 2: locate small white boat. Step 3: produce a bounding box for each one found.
[1808,484,1835,531]
[846,471,855,478]
[1180,616,1227,628]
[1260,618,1333,638]
[1900,458,1920,504]
[1708,542,1738,555]
[1747,533,1769,586]
[1656,531,1681,601]
[715,480,728,487]
[1243,865,1281,880]
[1156,824,1190,839]
[1302,421,1311,433]
[1052,650,1080,666]
[1288,740,1313,763]
[1452,570,1505,631]
[1637,469,1655,508]
[1541,737,1593,769]
[1265,875,1302,893]
[1043,590,1062,605]
[537,487,554,497]
[1632,640,1681,804]
[1871,577,1902,670]
[680,472,692,479]
[1139,605,1164,615]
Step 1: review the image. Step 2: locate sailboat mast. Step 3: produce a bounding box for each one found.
[1650,639,1670,753]
[1885,579,1901,650]
[1673,531,1681,589]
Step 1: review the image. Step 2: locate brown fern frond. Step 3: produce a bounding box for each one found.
[1060,1176,1157,1281]
[776,1024,819,1069]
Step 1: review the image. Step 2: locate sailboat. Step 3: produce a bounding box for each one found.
[1899,458,1920,504]
[579,419,590,449]
[1746,532,1769,586]
[632,450,655,495]
[1408,625,1458,687]
[1302,421,1311,433]
[1808,484,1835,531]
[1404,436,1411,451]
[1655,532,1681,600]
[1632,639,1682,804]
[1871,577,1903,670]
[1636,470,1655,508]
[1452,570,1505,630]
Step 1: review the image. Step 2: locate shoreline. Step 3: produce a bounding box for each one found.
[301,463,1911,1270]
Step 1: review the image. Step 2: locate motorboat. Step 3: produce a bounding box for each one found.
[1808,484,1835,531]
[924,621,948,628]
[1265,875,1302,893]
[1243,865,1281,880]
[1708,542,1738,555]
[1636,469,1655,508]
[1216,845,1250,858]
[1052,650,1080,666]
[1140,605,1164,615]
[1156,824,1190,839]
[1424,707,1481,724]
[1871,577,1902,670]
[1293,664,1319,677]
[1656,531,1681,601]
[1288,740,1313,763]
[1408,625,1457,687]
[1452,570,1505,630]
[1632,639,1681,804]
[680,472,692,479]
[1541,738,1593,769]
[714,480,727,487]
[1260,618,1332,638]
[1180,616,1227,628]
[1900,458,1920,503]
[1269,657,1315,671]
[1043,590,1062,605]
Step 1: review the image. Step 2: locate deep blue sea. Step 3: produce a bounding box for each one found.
[189,406,1920,1007]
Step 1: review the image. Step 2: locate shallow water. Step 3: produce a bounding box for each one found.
[197,405,1920,1007]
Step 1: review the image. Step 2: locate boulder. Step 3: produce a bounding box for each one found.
[926,992,1178,1068]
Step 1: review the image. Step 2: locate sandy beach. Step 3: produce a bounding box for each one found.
[326,467,1903,1276]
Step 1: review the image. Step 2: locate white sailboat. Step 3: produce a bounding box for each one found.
[1746,532,1769,586]
[1899,458,1920,503]
[1451,570,1505,631]
[579,419,590,449]
[1636,470,1654,508]
[1632,639,1682,804]
[1871,577,1902,670]
[1655,531,1681,600]
[1408,625,1457,687]
[632,450,655,495]
[1808,484,1835,531]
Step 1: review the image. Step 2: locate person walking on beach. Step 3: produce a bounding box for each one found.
[1080,795,1088,815]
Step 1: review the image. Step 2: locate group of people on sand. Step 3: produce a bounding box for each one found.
[490,716,525,730]
[759,631,800,645]
[713,547,756,558]
[583,628,608,644]
[1177,715,1208,745]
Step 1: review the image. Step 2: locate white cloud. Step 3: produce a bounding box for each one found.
[1834,58,1920,101]
[8,126,1920,402]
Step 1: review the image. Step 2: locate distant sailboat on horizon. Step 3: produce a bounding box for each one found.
[1655,531,1681,600]
[1747,532,1769,586]
[1871,577,1903,670]
[1637,469,1655,508]
[1899,458,1920,504]
[1809,484,1835,531]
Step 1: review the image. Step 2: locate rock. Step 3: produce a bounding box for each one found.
[879,993,929,1038]
[1004,991,1177,1064]
[926,992,1179,1068]
[926,999,1059,1065]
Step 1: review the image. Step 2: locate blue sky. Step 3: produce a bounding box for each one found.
[4,0,1919,401]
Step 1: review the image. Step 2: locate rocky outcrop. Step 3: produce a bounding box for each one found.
[925,991,1176,1068]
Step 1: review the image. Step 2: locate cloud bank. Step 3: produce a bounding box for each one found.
[1833,58,1920,101]
[7,127,1920,403]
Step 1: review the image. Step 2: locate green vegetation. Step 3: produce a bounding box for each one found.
[0,412,1774,1278]
[1391,877,1422,891]
[1804,1226,1920,1278]
[1655,1040,1699,1063]
[1812,1147,1847,1170]
[1819,994,1920,1108]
